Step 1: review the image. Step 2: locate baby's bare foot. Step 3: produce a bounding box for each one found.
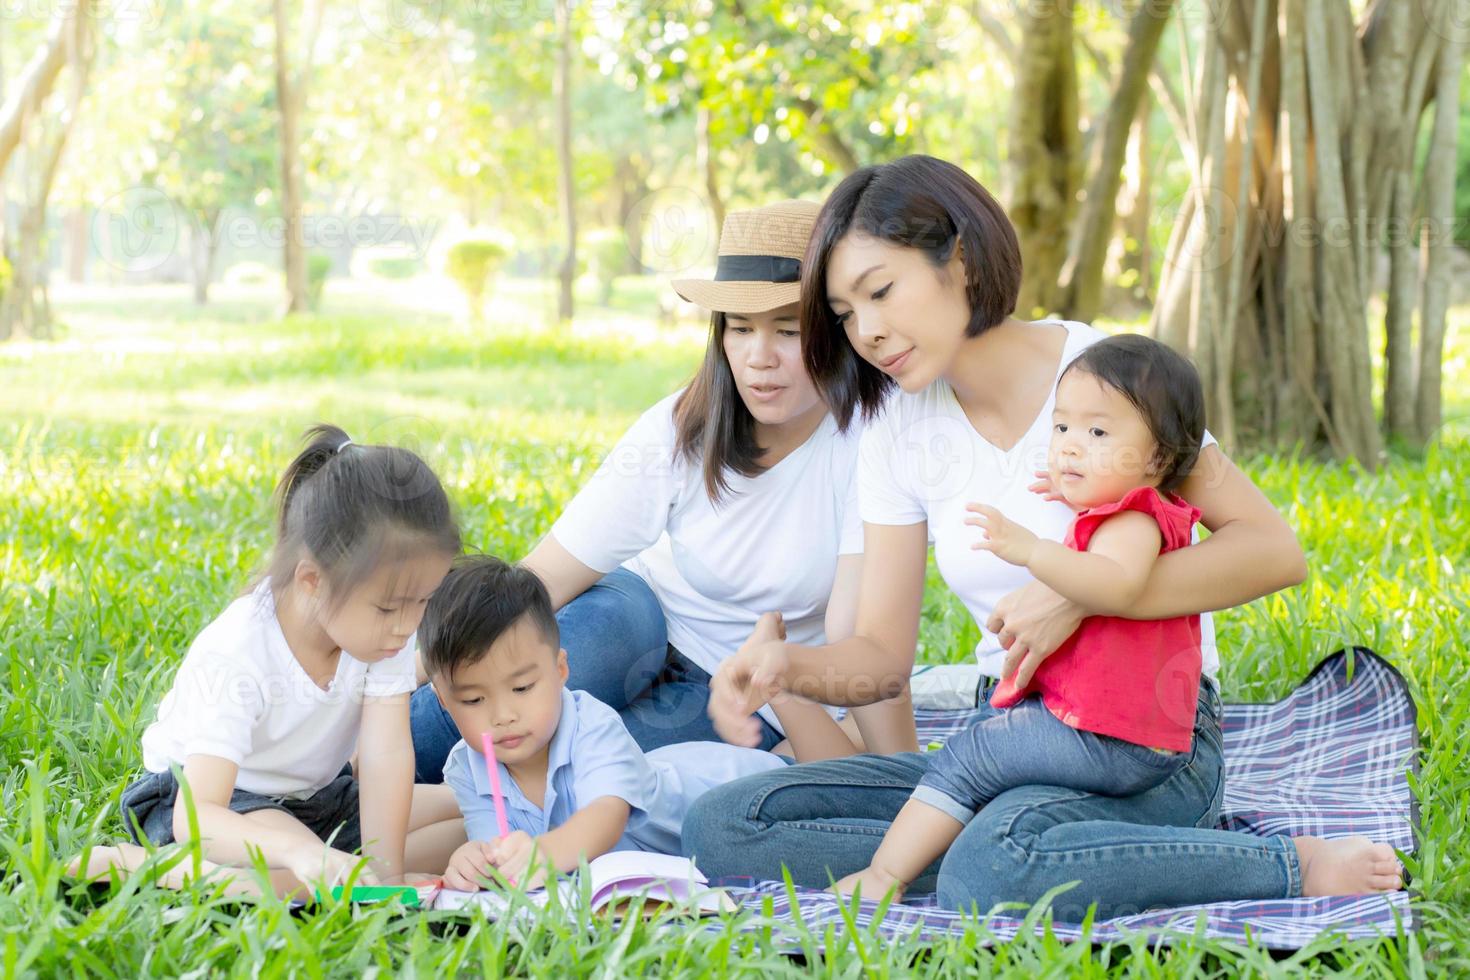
[1294,836,1403,896]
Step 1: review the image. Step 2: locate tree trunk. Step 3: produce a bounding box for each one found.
[554,0,575,324]
[792,97,860,174]
[190,209,219,305]
[272,0,307,314]
[1115,89,1153,303]
[695,105,726,234]
[1414,21,1463,445]
[0,1,92,341]
[1055,0,1175,322]
[1010,0,1080,318]
[0,0,92,176]
[1146,0,1454,466]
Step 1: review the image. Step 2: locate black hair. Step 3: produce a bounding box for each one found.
[265,423,460,607]
[417,554,560,682]
[672,311,767,502]
[801,155,1023,431]
[1060,335,1207,492]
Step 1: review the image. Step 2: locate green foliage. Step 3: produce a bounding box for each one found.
[583,228,629,303]
[446,240,509,321]
[0,254,13,300]
[0,288,1467,973]
[368,256,420,280]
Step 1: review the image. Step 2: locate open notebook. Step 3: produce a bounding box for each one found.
[328,852,735,917]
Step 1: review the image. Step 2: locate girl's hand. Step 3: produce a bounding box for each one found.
[708,640,789,747]
[443,839,498,892]
[965,503,1040,566]
[490,830,541,888]
[987,581,1085,688]
[289,843,377,889]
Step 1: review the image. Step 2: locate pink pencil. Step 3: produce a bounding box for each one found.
[480,732,511,839]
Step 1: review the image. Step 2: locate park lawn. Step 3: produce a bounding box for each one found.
[1,279,1466,976]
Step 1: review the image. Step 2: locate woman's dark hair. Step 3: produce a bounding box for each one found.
[418,554,560,682]
[1060,335,1207,492]
[265,423,460,606]
[801,154,1023,431]
[672,311,768,503]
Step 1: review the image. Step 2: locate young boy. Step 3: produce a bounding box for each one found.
[419,555,788,891]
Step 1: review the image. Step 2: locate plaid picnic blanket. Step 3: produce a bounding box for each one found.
[713,647,1418,950]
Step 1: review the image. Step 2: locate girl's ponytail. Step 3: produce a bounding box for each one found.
[274,423,353,539]
[264,423,460,606]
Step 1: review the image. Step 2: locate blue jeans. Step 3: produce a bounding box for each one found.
[912,695,1188,825]
[410,568,782,782]
[681,677,1304,921]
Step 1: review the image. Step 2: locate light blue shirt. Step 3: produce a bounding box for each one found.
[444,688,787,854]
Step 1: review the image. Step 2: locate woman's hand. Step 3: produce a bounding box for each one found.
[987,580,1085,688]
[708,638,790,747]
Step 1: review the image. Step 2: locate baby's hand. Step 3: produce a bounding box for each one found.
[965,503,1040,566]
[831,865,907,903]
[1028,469,1068,504]
[443,839,498,891]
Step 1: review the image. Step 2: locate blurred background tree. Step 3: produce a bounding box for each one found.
[0,0,1464,465]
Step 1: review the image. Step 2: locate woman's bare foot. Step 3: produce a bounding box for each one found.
[1293,836,1403,896]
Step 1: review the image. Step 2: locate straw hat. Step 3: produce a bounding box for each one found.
[672,199,820,314]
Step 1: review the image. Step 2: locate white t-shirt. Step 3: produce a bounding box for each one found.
[551,391,865,731]
[857,319,1220,680]
[140,584,419,798]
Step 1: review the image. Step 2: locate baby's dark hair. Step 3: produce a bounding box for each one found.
[266,423,460,606]
[1060,335,1206,492]
[418,555,561,682]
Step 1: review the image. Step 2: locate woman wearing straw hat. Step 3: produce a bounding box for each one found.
[408,200,918,779]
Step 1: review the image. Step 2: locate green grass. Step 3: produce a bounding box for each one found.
[2,281,1467,975]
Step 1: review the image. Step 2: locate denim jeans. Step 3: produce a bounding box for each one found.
[681,677,1304,921]
[912,695,1188,826]
[409,567,782,781]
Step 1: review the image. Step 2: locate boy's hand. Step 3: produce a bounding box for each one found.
[490,830,545,889]
[965,503,1039,566]
[443,839,498,892]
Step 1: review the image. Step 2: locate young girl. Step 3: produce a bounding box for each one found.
[834,334,1216,901]
[107,424,466,895]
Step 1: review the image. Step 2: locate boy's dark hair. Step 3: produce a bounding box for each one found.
[266,423,460,606]
[801,154,1023,432]
[1061,334,1207,492]
[418,555,560,682]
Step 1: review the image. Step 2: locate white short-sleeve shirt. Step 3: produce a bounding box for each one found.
[140,584,419,798]
[858,320,1219,680]
[549,392,865,730]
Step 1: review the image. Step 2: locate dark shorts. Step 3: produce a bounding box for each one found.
[119,765,362,852]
